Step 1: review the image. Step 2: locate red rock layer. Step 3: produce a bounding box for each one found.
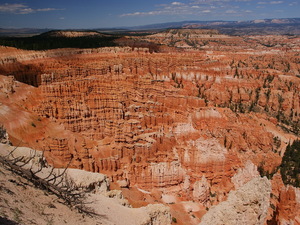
[0,34,299,224]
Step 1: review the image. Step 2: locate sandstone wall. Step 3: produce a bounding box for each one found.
[0,38,299,224]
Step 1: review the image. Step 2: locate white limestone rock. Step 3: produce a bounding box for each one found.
[193,175,210,204]
[199,177,271,225]
[231,160,260,189]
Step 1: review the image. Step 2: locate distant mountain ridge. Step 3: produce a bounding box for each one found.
[130,18,300,30]
[129,18,300,35]
[0,28,50,37]
[0,18,299,36]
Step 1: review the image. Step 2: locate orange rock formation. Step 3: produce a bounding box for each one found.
[0,31,299,225]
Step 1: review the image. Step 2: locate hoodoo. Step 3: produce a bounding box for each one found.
[0,28,299,224]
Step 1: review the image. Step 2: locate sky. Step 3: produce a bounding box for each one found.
[0,0,299,29]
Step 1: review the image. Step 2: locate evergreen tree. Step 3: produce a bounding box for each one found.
[280,139,300,187]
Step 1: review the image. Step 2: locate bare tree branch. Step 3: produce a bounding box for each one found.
[0,146,100,218]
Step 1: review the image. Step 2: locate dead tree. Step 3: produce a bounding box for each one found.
[0,126,99,217]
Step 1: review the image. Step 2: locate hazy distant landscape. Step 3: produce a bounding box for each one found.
[0,18,299,51]
[1,17,300,37]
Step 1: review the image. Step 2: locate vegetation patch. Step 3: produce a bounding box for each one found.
[280,139,300,187]
[0,31,118,50]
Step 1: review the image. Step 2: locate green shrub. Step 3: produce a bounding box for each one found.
[280,139,300,187]
[172,217,177,223]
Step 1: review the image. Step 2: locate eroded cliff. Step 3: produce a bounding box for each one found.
[0,31,299,224]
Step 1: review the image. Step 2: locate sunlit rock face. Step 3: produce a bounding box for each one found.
[0,32,299,224]
[199,177,271,225]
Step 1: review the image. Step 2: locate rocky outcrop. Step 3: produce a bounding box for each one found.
[0,142,172,225]
[0,46,149,66]
[141,204,172,225]
[0,47,149,86]
[199,177,271,225]
[41,30,107,38]
[276,185,300,225]
[0,33,299,224]
[192,176,210,205]
[0,75,15,95]
[0,45,292,202]
[136,29,237,50]
[231,160,260,189]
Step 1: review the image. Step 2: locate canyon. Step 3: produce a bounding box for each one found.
[0,29,299,224]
